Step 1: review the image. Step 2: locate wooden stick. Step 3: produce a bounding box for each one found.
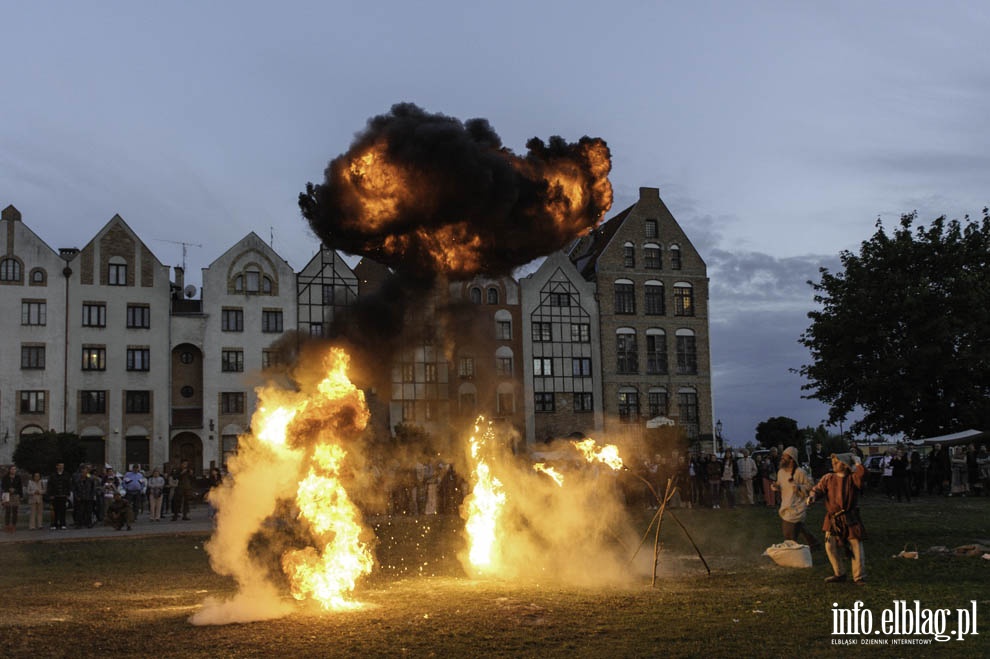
[651,478,675,587]
[669,510,711,576]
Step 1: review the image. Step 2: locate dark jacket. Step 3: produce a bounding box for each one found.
[2,473,24,497]
[47,470,73,498]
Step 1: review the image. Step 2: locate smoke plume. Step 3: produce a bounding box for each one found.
[299,102,612,280]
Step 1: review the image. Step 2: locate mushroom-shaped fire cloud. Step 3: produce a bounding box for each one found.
[299,102,612,279]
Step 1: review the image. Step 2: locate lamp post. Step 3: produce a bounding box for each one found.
[715,419,723,455]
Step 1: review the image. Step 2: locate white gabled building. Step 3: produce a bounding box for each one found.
[0,205,71,462]
[65,213,173,469]
[196,232,297,468]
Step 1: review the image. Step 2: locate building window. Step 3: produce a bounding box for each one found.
[401,363,415,382]
[670,244,682,270]
[676,331,698,375]
[127,304,151,329]
[234,270,273,295]
[82,303,106,327]
[309,323,324,336]
[645,283,665,315]
[222,308,244,332]
[424,400,436,420]
[532,321,552,342]
[262,350,280,369]
[126,348,151,371]
[496,356,513,376]
[571,357,591,377]
[20,390,46,413]
[82,346,106,371]
[125,390,151,414]
[645,219,658,239]
[623,243,635,268]
[618,389,639,423]
[180,386,194,398]
[30,268,46,284]
[497,392,514,415]
[262,309,283,333]
[673,283,694,316]
[402,400,415,421]
[549,292,571,306]
[678,389,699,424]
[469,287,482,304]
[574,393,593,412]
[614,282,635,314]
[108,262,127,286]
[222,350,244,373]
[424,363,438,382]
[495,320,512,340]
[533,357,553,376]
[21,300,46,326]
[648,390,668,418]
[646,332,668,375]
[179,351,195,365]
[21,345,45,370]
[616,331,638,374]
[570,323,590,343]
[80,390,107,414]
[487,287,499,304]
[0,258,22,281]
[644,244,661,270]
[221,392,245,414]
[534,392,555,412]
[458,357,475,378]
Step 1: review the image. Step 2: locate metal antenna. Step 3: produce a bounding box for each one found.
[153,238,202,271]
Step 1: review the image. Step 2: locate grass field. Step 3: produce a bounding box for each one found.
[0,494,987,658]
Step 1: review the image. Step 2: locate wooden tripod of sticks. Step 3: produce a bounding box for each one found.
[629,475,711,586]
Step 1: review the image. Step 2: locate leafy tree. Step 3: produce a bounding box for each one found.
[755,416,800,450]
[12,430,86,475]
[799,211,990,437]
[803,424,848,456]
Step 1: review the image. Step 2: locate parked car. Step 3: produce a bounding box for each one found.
[864,455,885,488]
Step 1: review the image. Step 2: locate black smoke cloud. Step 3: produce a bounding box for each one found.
[299,102,612,279]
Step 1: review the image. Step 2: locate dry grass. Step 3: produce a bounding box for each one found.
[0,496,987,658]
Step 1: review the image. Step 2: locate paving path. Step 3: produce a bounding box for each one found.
[0,504,214,544]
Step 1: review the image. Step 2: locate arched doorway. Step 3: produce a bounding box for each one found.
[169,432,204,475]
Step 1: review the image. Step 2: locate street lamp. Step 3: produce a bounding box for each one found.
[715,419,723,455]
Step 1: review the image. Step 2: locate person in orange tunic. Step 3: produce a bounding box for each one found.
[807,453,867,584]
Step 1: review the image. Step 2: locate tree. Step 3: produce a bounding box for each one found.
[755,416,800,450]
[12,430,86,475]
[799,211,990,438]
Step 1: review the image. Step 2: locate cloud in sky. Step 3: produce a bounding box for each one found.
[1,2,988,440]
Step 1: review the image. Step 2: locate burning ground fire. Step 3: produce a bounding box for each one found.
[191,347,374,625]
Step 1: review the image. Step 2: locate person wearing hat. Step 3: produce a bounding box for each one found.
[771,446,819,548]
[807,453,868,584]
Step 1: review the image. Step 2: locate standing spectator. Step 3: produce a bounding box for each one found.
[166,465,179,518]
[147,468,165,521]
[2,465,24,533]
[977,445,990,495]
[72,465,95,528]
[206,467,222,520]
[890,449,911,502]
[810,442,829,481]
[122,464,147,517]
[760,448,780,508]
[808,453,868,584]
[909,451,924,497]
[927,443,950,495]
[101,467,119,523]
[966,444,980,496]
[737,449,757,505]
[47,462,72,530]
[689,454,703,508]
[89,468,103,524]
[27,472,45,530]
[719,448,738,509]
[772,447,819,548]
[171,460,194,521]
[879,450,894,498]
[949,446,969,496]
[705,454,722,509]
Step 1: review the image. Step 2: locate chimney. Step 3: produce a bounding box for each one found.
[174,266,185,291]
[639,187,660,202]
[2,205,22,223]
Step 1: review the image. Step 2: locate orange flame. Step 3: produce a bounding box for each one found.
[532,462,564,486]
[463,418,506,573]
[574,438,625,471]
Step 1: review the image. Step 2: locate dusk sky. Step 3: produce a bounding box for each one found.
[2,2,988,444]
